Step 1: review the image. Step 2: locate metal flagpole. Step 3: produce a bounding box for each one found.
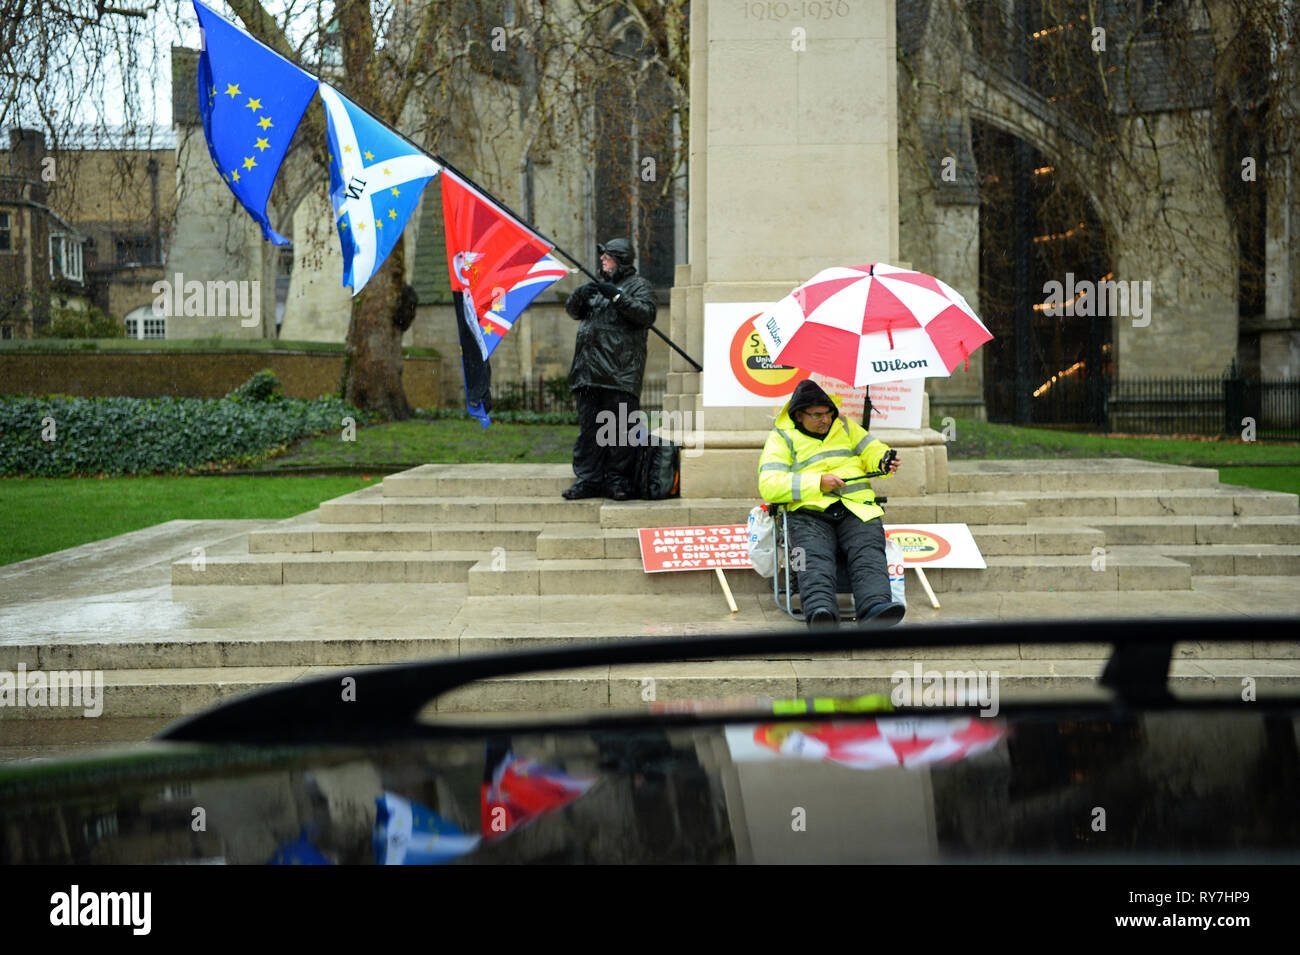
[303,74,707,371]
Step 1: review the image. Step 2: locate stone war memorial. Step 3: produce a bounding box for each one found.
[1,1,1298,756]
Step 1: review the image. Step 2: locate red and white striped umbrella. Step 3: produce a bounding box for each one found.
[754,262,993,387]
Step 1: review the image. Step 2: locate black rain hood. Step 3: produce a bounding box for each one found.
[598,238,636,280]
[787,378,838,440]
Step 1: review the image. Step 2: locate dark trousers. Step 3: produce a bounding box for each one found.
[573,387,639,491]
[787,506,891,621]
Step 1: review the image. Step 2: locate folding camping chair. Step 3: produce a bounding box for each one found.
[769,491,888,623]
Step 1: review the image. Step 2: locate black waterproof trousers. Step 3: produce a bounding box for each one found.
[573,386,640,492]
[787,505,891,621]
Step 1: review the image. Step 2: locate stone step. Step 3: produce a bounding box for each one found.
[1108,544,1300,576]
[318,484,1295,530]
[933,523,1103,557]
[945,459,1221,493]
[250,523,544,554]
[381,463,574,499]
[536,523,1107,561]
[10,658,1299,719]
[171,551,482,585]
[467,556,768,597]
[1046,515,1300,546]
[467,552,1193,597]
[598,495,1032,528]
[1214,483,1300,514]
[8,622,1295,673]
[10,632,459,671]
[994,488,1298,518]
[9,599,1297,673]
[537,526,641,560]
[920,554,1192,592]
[320,495,603,525]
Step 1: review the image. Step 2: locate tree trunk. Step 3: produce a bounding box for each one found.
[343,242,413,419]
[334,0,415,420]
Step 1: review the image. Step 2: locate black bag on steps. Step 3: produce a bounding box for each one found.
[634,441,681,499]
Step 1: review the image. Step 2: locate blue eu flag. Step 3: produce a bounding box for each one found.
[193,1,319,245]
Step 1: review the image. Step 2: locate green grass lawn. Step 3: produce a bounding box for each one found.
[1216,467,1300,496]
[262,417,577,469]
[935,417,1300,466]
[936,418,1300,496]
[0,475,374,567]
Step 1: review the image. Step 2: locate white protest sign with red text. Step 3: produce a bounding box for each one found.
[867,379,925,429]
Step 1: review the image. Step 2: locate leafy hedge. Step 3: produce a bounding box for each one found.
[1,376,372,476]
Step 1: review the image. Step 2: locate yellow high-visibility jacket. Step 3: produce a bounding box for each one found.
[758,396,892,523]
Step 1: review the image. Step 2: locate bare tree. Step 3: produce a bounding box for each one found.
[2,1,689,414]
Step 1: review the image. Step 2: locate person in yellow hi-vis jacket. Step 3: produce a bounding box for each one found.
[758,379,905,629]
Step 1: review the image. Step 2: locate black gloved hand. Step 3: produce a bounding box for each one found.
[594,281,621,300]
[573,282,597,298]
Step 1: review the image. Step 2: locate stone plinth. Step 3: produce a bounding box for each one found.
[665,0,952,499]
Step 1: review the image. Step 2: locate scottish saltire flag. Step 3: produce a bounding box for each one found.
[442,171,564,360]
[193,1,318,245]
[373,793,480,865]
[319,82,443,295]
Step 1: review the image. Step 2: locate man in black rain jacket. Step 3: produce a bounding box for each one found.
[562,238,658,500]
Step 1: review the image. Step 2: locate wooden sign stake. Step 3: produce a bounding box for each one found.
[715,567,739,613]
[913,567,940,609]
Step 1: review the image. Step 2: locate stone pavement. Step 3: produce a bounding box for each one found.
[1,461,1298,760]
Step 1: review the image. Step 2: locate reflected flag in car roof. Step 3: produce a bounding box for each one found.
[267,827,333,865]
[753,716,1005,770]
[481,749,595,841]
[374,792,481,865]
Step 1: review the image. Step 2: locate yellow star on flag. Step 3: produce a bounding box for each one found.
[230,169,241,182]
[391,188,400,196]
[364,150,374,160]
[340,222,349,230]
[225,83,240,98]
[245,98,262,111]
[257,116,273,130]
[357,221,366,230]
[384,168,391,176]
[388,209,397,219]
[210,86,217,97]
[254,138,270,152]
[343,145,352,152]
[243,156,257,170]
[375,219,383,229]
